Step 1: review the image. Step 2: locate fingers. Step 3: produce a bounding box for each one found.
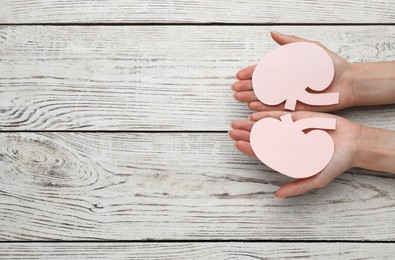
[270,31,310,46]
[270,31,331,55]
[235,32,318,82]
[235,140,257,158]
[249,110,326,122]
[274,173,331,199]
[231,120,254,131]
[228,129,250,142]
[236,65,256,80]
[249,111,307,122]
[234,91,258,102]
[232,80,252,92]
[245,100,342,113]
[243,99,342,113]
[247,101,284,112]
[248,101,266,111]
[229,121,257,159]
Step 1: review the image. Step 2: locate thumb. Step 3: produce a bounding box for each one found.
[274,173,331,199]
[270,31,334,61]
[270,31,311,46]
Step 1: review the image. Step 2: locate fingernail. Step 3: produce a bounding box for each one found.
[274,194,284,199]
[271,31,282,35]
[231,82,238,91]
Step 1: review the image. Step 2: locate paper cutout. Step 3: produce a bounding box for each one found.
[250,114,336,178]
[252,42,339,111]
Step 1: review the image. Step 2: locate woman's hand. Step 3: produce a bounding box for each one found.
[228,111,363,198]
[232,31,356,112]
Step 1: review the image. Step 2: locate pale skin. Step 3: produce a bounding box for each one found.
[229,31,395,199]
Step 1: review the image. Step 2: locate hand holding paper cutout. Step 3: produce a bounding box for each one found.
[233,32,355,112]
[231,32,395,198]
[250,114,335,178]
[229,111,362,198]
[252,42,339,111]
[249,38,341,178]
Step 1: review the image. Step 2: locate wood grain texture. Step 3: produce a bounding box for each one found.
[0,132,394,240]
[1,26,395,130]
[1,0,395,24]
[1,242,395,259]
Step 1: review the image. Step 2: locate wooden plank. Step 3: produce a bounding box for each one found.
[1,1,395,24]
[1,242,395,259]
[1,26,395,131]
[0,132,394,240]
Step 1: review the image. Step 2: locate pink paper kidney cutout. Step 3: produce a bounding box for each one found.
[252,42,339,111]
[250,114,336,178]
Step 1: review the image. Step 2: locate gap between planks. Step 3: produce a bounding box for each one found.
[0,239,394,243]
[3,23,395,26]
[0,130,226,133]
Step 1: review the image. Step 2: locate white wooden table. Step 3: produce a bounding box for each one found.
[1,1,395,259]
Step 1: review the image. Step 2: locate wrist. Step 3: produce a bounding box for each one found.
[351,61,395,106]
[354,125,395,173]
[353,125,374,169]
[350,62,370,106]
